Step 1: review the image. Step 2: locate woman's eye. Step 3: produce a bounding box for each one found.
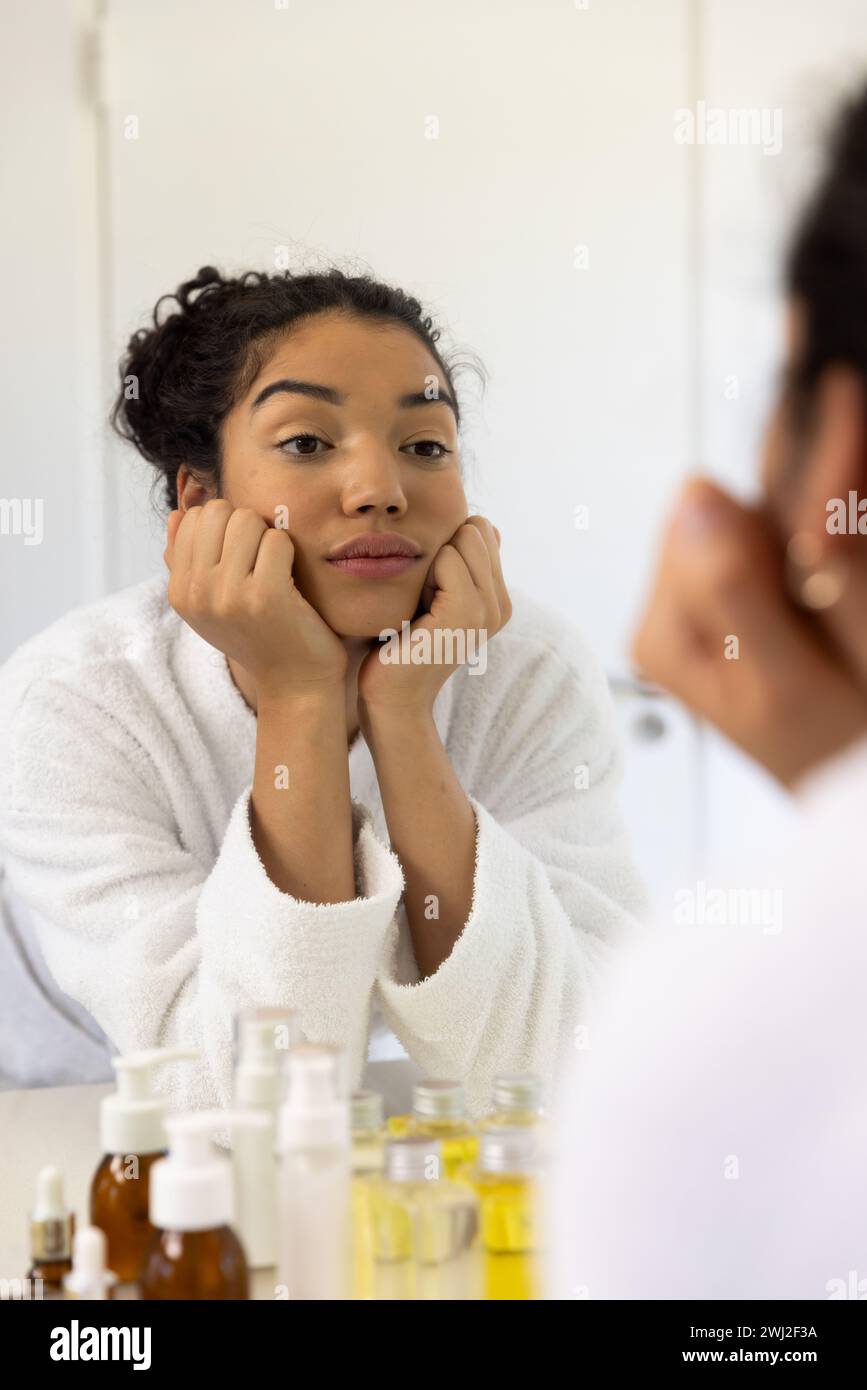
[404,440,452,460]
[277,434,329,458]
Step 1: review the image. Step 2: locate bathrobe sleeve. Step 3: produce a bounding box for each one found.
[374,634,650,1118]
[0,674,405,1113]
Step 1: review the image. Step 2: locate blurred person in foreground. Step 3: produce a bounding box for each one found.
[548,81,867,1299]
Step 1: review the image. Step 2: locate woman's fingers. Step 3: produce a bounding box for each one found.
[190,498,235,570]
[218,507,269,588]
[163,509,183,570]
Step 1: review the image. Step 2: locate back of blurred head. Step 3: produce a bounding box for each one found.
[764,79,867,688]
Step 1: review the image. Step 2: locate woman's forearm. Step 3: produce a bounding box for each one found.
[250,684,355,903]
[361,706,476,977]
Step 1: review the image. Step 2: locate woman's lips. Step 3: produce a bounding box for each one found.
[327,555,421,578]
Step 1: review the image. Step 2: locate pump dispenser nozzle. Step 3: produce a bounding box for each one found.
[150,1109,269,1233]
[100,1047,199,1156]
[234,1007,300,1110]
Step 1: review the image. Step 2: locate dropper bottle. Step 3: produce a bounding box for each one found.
[89,1046,198,1284]
[140,1109,269,1300]
[27,1166,74,1291]
[232,1007,300,1269]
[277,1044,352,1300]
[63,1226,118,1300]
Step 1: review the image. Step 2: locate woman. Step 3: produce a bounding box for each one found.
[549,83,867,1298]
[0,267,647,1111]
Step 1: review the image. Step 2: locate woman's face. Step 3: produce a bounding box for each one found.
[214,310,468,639]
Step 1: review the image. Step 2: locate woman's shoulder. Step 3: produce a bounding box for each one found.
[0,573,174,723]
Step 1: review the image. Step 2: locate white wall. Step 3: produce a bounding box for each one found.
[2,0,866,895]
[0,0,105,655]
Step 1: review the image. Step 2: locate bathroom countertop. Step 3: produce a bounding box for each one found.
[0,1057,422,1301]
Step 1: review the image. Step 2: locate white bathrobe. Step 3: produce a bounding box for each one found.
[547,732,867,1300]
[0,572,647,1114]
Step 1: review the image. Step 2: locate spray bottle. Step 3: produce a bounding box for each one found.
[89,1046,198,1283]
[277,1044,352,1300]
[139,1109,269,1300]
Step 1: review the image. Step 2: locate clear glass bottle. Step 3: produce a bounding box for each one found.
[407,1080,479,1183]
[479,1072,552,1159]
[350,1090,386,1300]
[471,1124,544,1300]
[365,1135,481,1299]
[481,1072,545,1127]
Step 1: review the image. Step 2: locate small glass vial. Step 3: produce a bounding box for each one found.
[28,1166,74,1292]
[407,1080,479,1183]
[473,1125,543,1251]
[482,1072,545,1127]
[351,1090,386,1177]
[351,1090,386,1300]
[366,1135,481,1299]
[480,1072,552,1160]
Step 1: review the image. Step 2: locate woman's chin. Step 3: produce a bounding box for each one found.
[324,594,420,641]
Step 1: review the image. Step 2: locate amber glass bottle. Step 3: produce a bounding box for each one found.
[139,1226,249,1299]
[90,1150,166,1283]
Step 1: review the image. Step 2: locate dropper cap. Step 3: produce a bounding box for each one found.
[278,1044,350,1152]
[63,1226,117,1299]
[150,1109,270,1232]
[100,1047,199,1155]
[233,1007,301,1109]
[32,1165,68,1220]
[412,1079,465,1122]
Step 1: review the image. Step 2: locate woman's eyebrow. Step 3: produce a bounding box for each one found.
[249,378,457,418]
[398,389,457,418]
[250,379,342,412]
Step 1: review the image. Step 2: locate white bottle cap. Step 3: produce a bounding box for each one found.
[278,1044,350,1152]
[100,1047,199,1155]
[233,1007,300,1110]
[64,1225,117,1299]
[149,1109,270,1232]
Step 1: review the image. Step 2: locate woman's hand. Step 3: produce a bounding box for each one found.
[164,499,347,698]
[357,515,511,718]
[631,478,867,788]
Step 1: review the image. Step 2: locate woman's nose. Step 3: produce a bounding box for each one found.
[340,449,408,515]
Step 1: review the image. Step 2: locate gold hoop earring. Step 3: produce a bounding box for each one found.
[785,532,849,610]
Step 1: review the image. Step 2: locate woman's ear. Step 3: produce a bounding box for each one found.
[176,464,215,512]
[791,365,867,541]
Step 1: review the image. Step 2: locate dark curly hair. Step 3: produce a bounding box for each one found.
[110,265,480,512]
[785,80,867,414]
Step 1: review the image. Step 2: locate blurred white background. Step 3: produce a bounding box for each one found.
[2,0,865,897]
